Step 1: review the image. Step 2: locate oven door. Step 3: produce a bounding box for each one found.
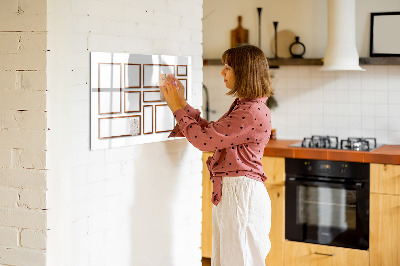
[285,177,369,250]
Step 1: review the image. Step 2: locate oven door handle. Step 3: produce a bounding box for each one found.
[287,177,364,189]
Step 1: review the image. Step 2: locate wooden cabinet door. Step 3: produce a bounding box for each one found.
[370,193,400,266]
[201,152,213,258]
[284,241,369,266]
[262,156,285,186]
[264,184,284,266]
[370,163,400,195]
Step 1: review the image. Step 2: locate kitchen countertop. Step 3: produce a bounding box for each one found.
[263,139,400,165]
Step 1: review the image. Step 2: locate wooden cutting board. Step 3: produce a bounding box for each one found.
[231,16,249,48]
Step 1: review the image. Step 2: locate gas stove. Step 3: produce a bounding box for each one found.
[289,135,381,151]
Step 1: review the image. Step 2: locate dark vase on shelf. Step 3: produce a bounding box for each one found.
[289,36,306,58]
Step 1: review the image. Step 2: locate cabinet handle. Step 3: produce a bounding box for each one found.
[314,252,335,257]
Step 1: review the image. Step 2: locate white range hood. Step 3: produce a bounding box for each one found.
[320,0,365,71]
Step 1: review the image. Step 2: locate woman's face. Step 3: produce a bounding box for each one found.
[220,64,235,89]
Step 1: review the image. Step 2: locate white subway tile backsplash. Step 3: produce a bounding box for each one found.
[388,76,400,91]
[388,131,400,143]
[375,104,389,117]
[388,91,400,104]
[389,117,400,131]
[204,65,400,144]
[389,104,400,117]
[361,104,375,117]
[348,103,362,116]
[362,116,375,130]
[374,90,388,104]
[375,130,389,144]
[323,103,336,115]
[374,77,388,91]
[361,90,375,103]
[374,65,388,77]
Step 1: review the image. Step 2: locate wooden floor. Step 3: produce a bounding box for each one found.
[202,257,211,266]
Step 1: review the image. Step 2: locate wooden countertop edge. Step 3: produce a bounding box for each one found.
[263,140,400,165]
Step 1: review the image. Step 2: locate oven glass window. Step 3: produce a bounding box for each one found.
[297,186,356,230]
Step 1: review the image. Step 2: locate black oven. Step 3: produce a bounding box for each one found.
[285,158,369,250]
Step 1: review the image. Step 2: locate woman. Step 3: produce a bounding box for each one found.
[161,44,273,266]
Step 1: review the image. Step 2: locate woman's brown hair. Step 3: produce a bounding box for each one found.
[221,44,273,99]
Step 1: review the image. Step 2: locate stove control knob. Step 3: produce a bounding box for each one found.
[340,164,347,174]
[304,161,312,171]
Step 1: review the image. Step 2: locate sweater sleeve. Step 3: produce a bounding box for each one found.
[173,106,257,152]
[168,104,210,138]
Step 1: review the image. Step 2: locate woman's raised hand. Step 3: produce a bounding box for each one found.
[160,75,187,113]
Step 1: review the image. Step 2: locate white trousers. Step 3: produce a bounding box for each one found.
[212,176,271,266]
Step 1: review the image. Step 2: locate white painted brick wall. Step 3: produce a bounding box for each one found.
[21,229,47,250]
[47,1,203,266]
[0,0,48,265]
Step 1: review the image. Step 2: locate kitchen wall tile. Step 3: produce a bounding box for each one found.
[336,103,349,116]
[323,86,336,103]
[348,90,362,103]
[388,131,400,143]
[311,127,325,136]
[336,115,348,128]
[374,65,388,77]
[310,77,324,90]
[389,104,400,117]
[361,104,375,116]
[323,103,336,115]
[375,104,389,117]
[388,75,400,91]
[285,66,298,77]
[374,117,389,129]
[336,128,349,139]
[362,116,375,130]
[322,70,335,78]
[375,130,389,144]
[362,129,375,138]
[348,103,362,116]
[336,90,349,103]
[387,65,400,76]
[388,91,400,104]
[298,77,311,89]
[349,116,362,129]
[298,67,311,78]
[374,77,388,91]
[349,128,362,137]
[323,115,336,129]
[286,77,299,89]
[388,117,400,131]
[361,90,374,103]
[374,90,388,104]
[310,66,323,77]
[361,74,374,91]
[335,72,349,90]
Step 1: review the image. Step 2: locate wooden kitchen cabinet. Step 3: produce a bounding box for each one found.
[370,163,400,266]
[284,241,369,266]
[370,163,400,195]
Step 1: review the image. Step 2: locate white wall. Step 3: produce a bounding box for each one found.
[47,0,203,266]
[0,0,48,265]
[203,0,400,58]
[203,0,400,145]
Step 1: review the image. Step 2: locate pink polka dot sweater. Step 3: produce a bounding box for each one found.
[169,97,271,206]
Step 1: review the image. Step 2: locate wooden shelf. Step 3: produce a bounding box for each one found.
[203,57,400,67]
[359,57,400,65]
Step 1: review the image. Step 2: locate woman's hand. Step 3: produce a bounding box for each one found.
[160,75,187,113]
